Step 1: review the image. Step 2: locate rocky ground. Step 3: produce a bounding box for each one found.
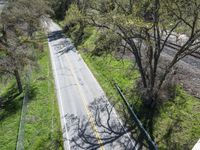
[161,52,200,98]
[162,33,200,98]
[117,46,200,99]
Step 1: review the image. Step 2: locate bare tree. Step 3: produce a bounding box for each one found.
[84,0,200,108]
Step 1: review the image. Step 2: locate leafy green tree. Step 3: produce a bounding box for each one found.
[48,0,77,20]
[0,0,51,93]
[62,0,88,45]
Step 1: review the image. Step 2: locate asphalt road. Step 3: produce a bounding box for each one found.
[44,19,136,150]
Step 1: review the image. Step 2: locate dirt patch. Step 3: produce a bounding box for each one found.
[156,53,200,99]
[174,61,200,98]
[116,50,200,99]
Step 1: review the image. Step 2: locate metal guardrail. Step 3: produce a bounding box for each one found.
[16,72,30,150]
[113,81,158,150]
[16,84,28,150]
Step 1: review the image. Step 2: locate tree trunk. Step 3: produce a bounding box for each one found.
[14,70,23,93]
[134,52,147,88]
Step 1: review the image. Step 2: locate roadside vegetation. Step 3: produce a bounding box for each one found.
[80,27,200,150]
[0,0,63,149]
[23,33,63,150]
[60,5,200,147]
[0,82,24,149]
[0,0,199,149]
[0,32,63,150]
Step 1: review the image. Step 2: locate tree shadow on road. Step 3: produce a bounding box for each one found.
[63,98,151,150]
[48,30,65,42]
[48,30,76,55]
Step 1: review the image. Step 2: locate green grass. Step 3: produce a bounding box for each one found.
[0,83,24,150]
[155,87,200,149]
[0,33,63,150]
[79,27,141,107]
[77,27,200,150]
[81,53,140,104]
[23,36,63,149]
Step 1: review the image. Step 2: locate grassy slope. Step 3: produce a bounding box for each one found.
[0,83,23,150]
[78,27,200,150]
[23,37,63,150]
[0,33,63,150]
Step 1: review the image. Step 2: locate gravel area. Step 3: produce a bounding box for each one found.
[164,47,200,69]
[161,52,200,98]
[117,46,200,98]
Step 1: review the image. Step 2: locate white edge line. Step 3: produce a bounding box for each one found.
[78,53,137,148]
[45,19,136,148]
[48,38,71,150]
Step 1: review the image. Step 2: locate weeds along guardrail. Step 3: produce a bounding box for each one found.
[113,81,158,150]
[16,72,30,150]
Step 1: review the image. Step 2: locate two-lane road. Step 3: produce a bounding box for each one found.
[44,19,136,150]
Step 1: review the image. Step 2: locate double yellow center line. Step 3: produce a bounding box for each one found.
[64,51,105,150]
